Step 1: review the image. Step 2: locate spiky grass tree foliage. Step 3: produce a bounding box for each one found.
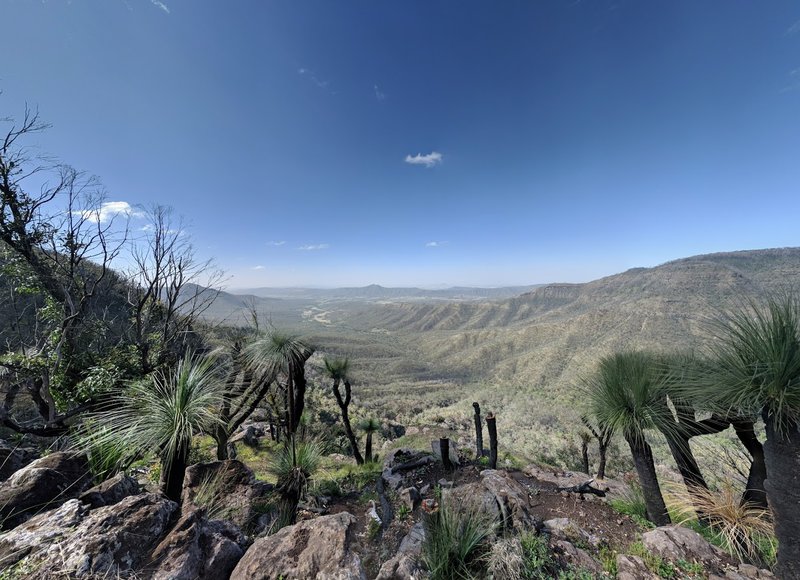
[587,350,672,526]
[244,330,313,437]
[85,352,223,501]
[422,500,494,580]
[268,438,323,527]
[680,295,800,578]
[323,357,364,464]
[358,417,381,463]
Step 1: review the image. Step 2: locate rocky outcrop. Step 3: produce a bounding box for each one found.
[0,492,177,576]
[642,525,728,567]
[231,512,366,580]
[151,508,249,580]
[79,473,140,509]
[0,441,39,481]
[543,518,601,548]
[0,452,92,530]
[444,469,540,532]
[616,554,659,580]
[182,460,272,530]
[376,522,425,580]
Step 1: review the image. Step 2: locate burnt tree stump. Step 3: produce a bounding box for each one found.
[486,413,498,469]
[473,402,484,459]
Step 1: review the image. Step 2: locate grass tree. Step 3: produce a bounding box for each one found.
[85,352,223,502]
[681,295,800,578]
[587,350,672,526]
[244,329,313,437]
[359,418,381,463]
[324,357,364,465]
[268,439,323,527]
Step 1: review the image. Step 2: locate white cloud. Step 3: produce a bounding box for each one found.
[297,244,329,251]
[251,265,265,270]
[405,151,443,168]
[80,201,143,223]
[297,67,329,89]
[425,241,448,247]
[787,19,800,35]
[374,84,386,101]
[150,0,170,14]
[267,240,286,246]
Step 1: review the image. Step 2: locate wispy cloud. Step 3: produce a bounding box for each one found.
[374,84,386,101]
[80,201,144,223]
[251,265,265,270]
[425,241,448,248]
[298,68,329,89]
[267,240,286,246]
[787,19,800,35]
[297,244,330,251]
[405,151,443,168]
[780,67,800,93]
[150,0,170,14]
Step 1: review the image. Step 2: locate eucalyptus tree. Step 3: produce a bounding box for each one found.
[323,357,364,464]
[244,329,313,437]
[86,352,223,501]
[680,296,800,578]
[587,350,672,526]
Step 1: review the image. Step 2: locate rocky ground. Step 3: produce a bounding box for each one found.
[0,437,778,579]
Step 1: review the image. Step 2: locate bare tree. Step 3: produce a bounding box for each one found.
[125,205,223,372]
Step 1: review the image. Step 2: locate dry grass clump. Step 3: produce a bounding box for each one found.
[667,482,775,566]
[487,536,525,580]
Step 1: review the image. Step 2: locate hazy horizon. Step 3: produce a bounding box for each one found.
[5,1,799,288]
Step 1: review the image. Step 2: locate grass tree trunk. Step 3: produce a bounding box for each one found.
[365,431,374,463]
[664,433,708,491]
[731,419,768,510]
[763,416,800,579]
[163,443,189,503]
[581,438,590,475]
[625,431,670,526]
[597,443,608,479]
[333,379,364,465]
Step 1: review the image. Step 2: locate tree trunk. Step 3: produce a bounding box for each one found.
[473,402,484,458]
[597,443,608,479]
[440,438,453,472]
[731,418,769,510]
[163,443,189,503]
[486,413,498,469]
[625,431,670,526]
[365,432,374,463]
[291,362,306,434]
[333,379,364,465]
[581,439,590,475]
[215,431,230,460]
[763,415,800,579]
[665,432,708,491]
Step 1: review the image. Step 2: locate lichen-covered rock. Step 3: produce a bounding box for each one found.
[0,492,177,577]
[79,473,140,509]
[0,441,39,482]
[151,508,248,580]
[553,540,603,575]
[399,487,421,511]
[182,460,272,530]
[444,469,540,532]
[642,525,727,567]
[376,522,425,580]
[230,512,366,580]
[616,554,659,580]
[543,518,601,548]
[0,452,92,530]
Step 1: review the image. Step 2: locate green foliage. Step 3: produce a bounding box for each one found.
[519,532,560,580]
[609,475,654,529]
[358,417,381,433]
[80,352,224,479]
[422,501,494,580]
[397,503,411,521]
[678,294,800,435]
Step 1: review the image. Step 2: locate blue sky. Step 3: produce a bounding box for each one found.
[3,1,800,288]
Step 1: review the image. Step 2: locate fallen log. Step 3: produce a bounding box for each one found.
[556,479,608,498]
